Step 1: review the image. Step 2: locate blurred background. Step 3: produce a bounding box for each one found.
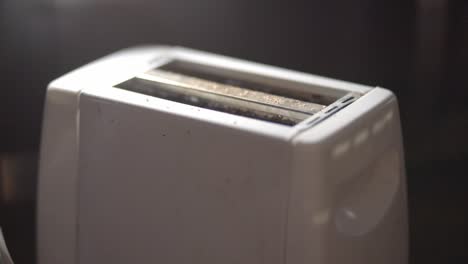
[0,0,467,263]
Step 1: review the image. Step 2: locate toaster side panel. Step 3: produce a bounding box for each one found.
[287,88,408,264]
[37,87,80,264]
[75,94,292,264]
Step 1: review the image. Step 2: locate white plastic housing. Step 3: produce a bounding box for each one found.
[37,46,408,264]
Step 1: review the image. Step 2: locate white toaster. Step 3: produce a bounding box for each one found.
[38,46,408,264]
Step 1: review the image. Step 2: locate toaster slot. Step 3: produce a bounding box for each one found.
[116,60,354,126]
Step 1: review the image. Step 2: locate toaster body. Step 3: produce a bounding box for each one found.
[38,46,407,264]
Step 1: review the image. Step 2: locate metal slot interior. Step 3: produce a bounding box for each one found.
[115,60,350,126]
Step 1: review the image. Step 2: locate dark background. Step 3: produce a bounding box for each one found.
[1,0,467,263]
